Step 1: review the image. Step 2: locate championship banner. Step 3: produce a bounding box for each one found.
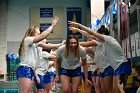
[40,23,52,33]
[67,7,82,38]
[40,8,53,18]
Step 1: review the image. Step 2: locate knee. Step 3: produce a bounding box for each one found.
[95,83,100,89]
[63,88,70,93]
[72,88,79,93]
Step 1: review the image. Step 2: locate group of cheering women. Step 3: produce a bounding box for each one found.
[16,15,139,93]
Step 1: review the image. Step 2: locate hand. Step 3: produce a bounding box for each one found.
[52,16,59,27]
[54,75,59,82]
[69,27,79,32]
[61,40,66,45]
[117,80,124,90]
[68,21,79,26]
[84,79,93,87]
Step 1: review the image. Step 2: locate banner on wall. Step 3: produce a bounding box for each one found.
[40,8,53,18]
[67,7,82,38]
[30,7,64,39]
[40,23,52,33]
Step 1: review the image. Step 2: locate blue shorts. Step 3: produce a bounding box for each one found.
[44,72,54,83]
[16,66,34,80]
[34,74,44,89]
[82,71,92,79]
[60,67,82,77]
[100,66,114,78]
[114,62,131,76]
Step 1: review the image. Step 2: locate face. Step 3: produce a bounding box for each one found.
[34,28,40,36]
[69,38,78,51]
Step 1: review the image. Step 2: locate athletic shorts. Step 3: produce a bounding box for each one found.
[100,66,114,78]
[60,67,81,77]
[44,71,54,83]
[34,74,44,89]
[16,66,34,80]
[114,62,131,76]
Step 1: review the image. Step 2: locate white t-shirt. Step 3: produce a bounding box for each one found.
[103,35,127,70]
[91,40,110,72]
[35,50,51,75]
[57,45,86,69]
[19,37,38,70]
[35,39,51,75]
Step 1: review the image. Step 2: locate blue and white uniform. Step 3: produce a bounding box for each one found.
[102,35,131,76]
[57,45,86,77]
[91,40,114,77]
[16,37,38,80]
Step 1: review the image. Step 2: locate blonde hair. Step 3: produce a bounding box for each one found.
[65,35,80,58]
[18,26,38,57]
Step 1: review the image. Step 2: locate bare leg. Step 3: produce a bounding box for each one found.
[71,76,82,93]
[60,75,71,93]
[18,77,33,93]
[100,77,107,93]
[113,75,121,93]
[92,76,101,93]
[104,75,113,93]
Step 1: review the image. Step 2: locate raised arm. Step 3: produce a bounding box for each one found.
[33,16,59,43]
[68,21,105,41]
[79,40,97,47]
[39,40,65,49]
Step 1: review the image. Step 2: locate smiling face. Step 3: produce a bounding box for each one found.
[69,38,78,51]
[65,35,80,57]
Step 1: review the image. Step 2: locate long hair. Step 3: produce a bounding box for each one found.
[18,26,38,57]
[64,35,80,58]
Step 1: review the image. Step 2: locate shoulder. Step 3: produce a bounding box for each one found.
[103,35,117,43]
[57,45,65,52]
[25,36,34,41]
[79,46,85,51]
[24,36,34,45]
[102,35,111,40]
[79,46,86,54]
[58,45,65,49]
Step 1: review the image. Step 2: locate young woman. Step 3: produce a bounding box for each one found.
[55,35,91,93]
[16,16,59,93]
[34,47,56,93]
[79,28,113,93]
[81,47,95,93]
[34,40,65,93]
[69,21,131,93]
